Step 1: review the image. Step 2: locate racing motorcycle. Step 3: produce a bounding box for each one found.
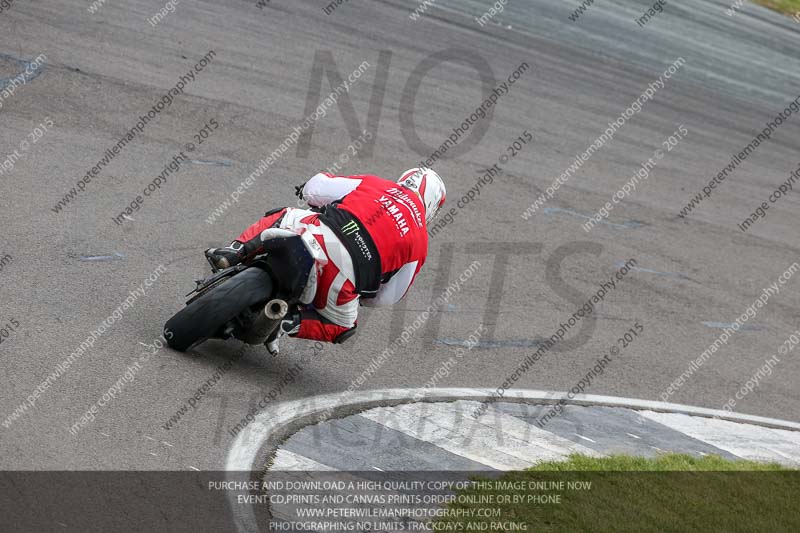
[164,236,313,352]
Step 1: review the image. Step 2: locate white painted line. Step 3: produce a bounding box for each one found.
[764,446,795,462]
[372,466,384,472]
[574,434,596,443]
[271,449,336,471]
[162,441,173,447]
[149,452,157,456]
[362,403,536,470]
[360,401,598,470]
[640,411,800,466]
[461,401,600,457]
[99,432,109,437]
[189,466,200,471]
[626,433,641,439]
[144,436,156,441]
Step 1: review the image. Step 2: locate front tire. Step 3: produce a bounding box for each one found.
[165,268,274,352]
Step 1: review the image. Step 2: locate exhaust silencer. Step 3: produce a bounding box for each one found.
[240,299,289,345]
[265,299,289,320]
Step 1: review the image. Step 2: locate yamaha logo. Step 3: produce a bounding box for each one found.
[341,220,360,235]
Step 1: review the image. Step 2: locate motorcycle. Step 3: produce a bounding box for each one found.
[164,236,314,352]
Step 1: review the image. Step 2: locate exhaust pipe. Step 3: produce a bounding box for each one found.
[265,299,289,320]
[240,299,289,345]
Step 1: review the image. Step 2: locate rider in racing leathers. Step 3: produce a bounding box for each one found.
[205,168,446,354]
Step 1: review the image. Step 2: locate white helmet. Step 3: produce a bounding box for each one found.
[398,168,446,224]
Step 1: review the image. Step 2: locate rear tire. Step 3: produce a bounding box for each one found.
[165,268,274,352]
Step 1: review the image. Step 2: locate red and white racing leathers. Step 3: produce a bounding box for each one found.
[235,173,429,343]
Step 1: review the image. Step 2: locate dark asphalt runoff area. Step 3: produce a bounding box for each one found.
[0,0,798,475]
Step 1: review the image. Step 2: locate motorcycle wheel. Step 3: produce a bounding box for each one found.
[164,268,274,352]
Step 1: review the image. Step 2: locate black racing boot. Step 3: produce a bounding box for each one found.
[205,232,274,270]
[204,241,247,270]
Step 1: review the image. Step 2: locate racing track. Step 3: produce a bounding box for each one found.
[0,0,799,475]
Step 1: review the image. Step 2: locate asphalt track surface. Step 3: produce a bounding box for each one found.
[0,0,799,472]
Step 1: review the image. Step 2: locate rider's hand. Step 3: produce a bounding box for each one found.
[294,182,306,199]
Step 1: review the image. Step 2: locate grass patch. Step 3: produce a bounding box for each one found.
[433,453,800,532]
[522,452,788,471]
[753,0,800,17]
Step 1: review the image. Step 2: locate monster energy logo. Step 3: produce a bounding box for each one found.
[341,220,360,235]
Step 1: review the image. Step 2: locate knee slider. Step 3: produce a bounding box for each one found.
[334,325,357,344]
